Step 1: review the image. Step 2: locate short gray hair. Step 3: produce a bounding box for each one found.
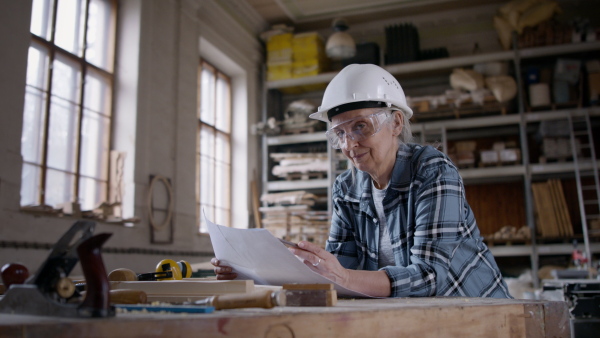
[386,108,412,144]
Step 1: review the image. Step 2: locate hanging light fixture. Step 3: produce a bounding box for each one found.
[326,18,356,60]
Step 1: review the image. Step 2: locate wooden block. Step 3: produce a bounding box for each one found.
[282,283,334,290]
[546,182,562,237]
[532,183,550,237]
[80,289,148,304]
[109,279,255,299]
[537,182,560,237]
[553,180,565,236]
[284,289,337,307]
[552,179,574,236]
[416,100,429,113]
[547,179,565,237]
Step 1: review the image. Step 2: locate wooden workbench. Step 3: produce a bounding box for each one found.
[0,297,570,337]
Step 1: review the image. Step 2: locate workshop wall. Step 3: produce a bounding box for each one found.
[0,0,264,275]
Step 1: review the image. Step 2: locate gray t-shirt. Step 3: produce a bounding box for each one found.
[372,182,395,268]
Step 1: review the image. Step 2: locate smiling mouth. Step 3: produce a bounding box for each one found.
[352,152,367,160]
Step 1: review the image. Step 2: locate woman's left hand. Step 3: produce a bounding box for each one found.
[288,241,349,285]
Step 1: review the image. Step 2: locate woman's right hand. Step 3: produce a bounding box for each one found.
[210,257,237,280]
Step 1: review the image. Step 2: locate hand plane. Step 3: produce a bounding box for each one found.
[0,220,115,318]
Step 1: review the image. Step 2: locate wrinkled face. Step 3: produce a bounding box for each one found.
[329,108,403,176]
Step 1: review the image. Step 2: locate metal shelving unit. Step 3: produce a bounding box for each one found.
[491,242,600,257]
[266,132,326,145]
[266,178,329,191]
[262,41,600,284]
[267,41,600,90]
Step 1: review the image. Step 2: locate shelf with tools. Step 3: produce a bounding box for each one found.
[267,41,600,90]
[263,129,329,191]
[261,112,600,212]
[260,88,338,246]
[491,242,600,258]
[264,132,348,191]
[262,32,600,285]
[412,107,600,181]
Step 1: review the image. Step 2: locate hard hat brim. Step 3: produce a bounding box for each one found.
[310,100,413,122]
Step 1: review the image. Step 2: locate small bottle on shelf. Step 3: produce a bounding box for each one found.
[571,239,588,269]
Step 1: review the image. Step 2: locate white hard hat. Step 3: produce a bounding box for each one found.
[309,64,413,122]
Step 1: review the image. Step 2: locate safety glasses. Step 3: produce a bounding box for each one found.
[325,111,391,149]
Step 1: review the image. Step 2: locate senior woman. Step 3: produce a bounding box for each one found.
[213,64,511,298]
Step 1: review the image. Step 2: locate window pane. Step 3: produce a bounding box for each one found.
[215,132,230,165]
[202,157,216,205]
[52,54,82,103]
[215,75,231,133]
[79,176,106,210]
[200,67,215,125]
[30,0,54,40]
[20,164,41,206]
[215,132,230,211]
[199,128,215,207]
[22,87,47,164]
[80,109,109,179]
[84,69,111,115]
[47,96,79,172]
[86,0,115,71]
[26,43,49,90]
[55,0,86,56]
[45,168,74,207]
[200,125,215,160]
[214,160,230,209]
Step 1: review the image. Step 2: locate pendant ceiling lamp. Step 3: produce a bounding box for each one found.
[326,18,356,60]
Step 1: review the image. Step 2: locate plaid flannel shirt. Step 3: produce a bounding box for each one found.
[326,143,512,298]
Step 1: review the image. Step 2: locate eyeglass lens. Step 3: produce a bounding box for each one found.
[327,112,385,149]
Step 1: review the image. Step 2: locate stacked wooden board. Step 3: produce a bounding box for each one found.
[259,205,329,247]
[270,152,329,180]
[531,179,574,238]
[260,191,329,247]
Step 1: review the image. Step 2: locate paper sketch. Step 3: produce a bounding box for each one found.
[205,214,371,298]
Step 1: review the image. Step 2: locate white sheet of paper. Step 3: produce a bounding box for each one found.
[205,214,371,298]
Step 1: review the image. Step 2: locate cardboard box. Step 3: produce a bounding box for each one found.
[499,149,521,162]
[480,150,499,164]
[455,141,477,153]
[292,32,325,60]
[267,62,292,81]
[267,33,293,51]
[543,138,580,158]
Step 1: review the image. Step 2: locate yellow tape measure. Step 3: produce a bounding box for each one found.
[178,260,192,278]
[155,259,192,280]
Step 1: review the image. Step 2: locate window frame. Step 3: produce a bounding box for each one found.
[197,59,233,232]
[22,0,117,210]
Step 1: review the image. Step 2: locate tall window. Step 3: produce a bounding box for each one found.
[198,60,232,232]
[21,0,116,211]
